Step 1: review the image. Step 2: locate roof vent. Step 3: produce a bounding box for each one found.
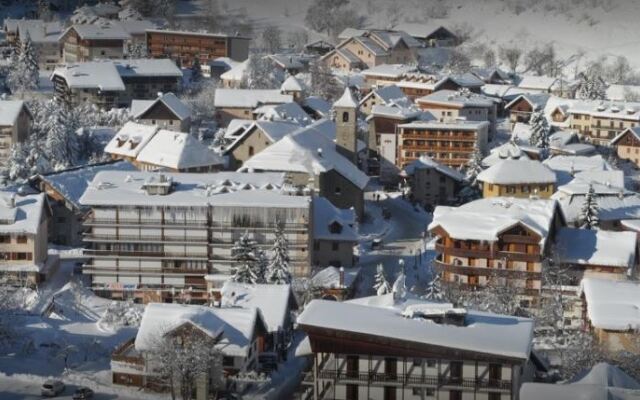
[611,105,620,113]
[596,104,606,112]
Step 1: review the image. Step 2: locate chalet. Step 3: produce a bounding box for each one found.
[504,93,550,126]
[51,59,182,109]
[239,119,369,220]
[555,228,637,282]
[146,29,250,68]
[312,197,358,269]
[59,23,130,63]
[30,160,136,247]
[429,197,565,308]
[219,60,248,88]
[111,303,268,395]
[401,23,458,47]
[134,131,224,172]
[416,90,498,136]
[309,266,361,301]
[397,119,489,169]
[516,75,571,95]
[0,100,32,166]
[223,120,301,169]
[0,192,54,288]
[15,20,63,70]
[358,85,412,115]
[322,29,420,72]
[611,127,640,167]
[401,156,464,209]
[213,89,293,126]
[297,295,536,400]
[476,159,556,199]
[580,278,640,352]
[220,282,298,361]
[130,92,192,132]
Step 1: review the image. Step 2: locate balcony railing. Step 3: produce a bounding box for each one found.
[84,249,208,259]
[83,234,208,244]
[315,369,511,391]
[86,218,208,227]
[433,259,541,280]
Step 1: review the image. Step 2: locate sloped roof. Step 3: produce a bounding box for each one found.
[477,159,556,185]
[556,227,636,269]
[214,89,293,109]
[580,278,640,331]
[517,75,558,90]
[63,23,131,40]
[136,131,223,170]
[313,196,358,241]
[0,100,28,126]
[281,75,304,92]
[505,93,551,111]
[0,192,45,235]
[104,122,159,158]
[417,89,496,108]
[132,92,191,121]
[254,102,312,126]
[51,61,125,91]
[361,85,412,108]
[402,156,464,182]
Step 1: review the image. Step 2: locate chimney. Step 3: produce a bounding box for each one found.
[317,148,323,157]
[339,266,345,288]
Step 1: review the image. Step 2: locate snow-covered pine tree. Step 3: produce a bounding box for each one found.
[191,56,203,82]
[266,221,292,284]
[425,273,442,301]
[245,53,279,89]
[7,33,39,96]
[44,97,82,170]
[464,146,483,188]
[231,232,259,284]
[392,271,407,301]
[580,184,600,229]
[373,263,391,295]
[577,71,606,100]
[529,110,550,154]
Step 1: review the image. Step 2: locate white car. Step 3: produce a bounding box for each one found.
[41,379,65,397]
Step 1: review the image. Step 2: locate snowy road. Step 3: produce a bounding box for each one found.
[355,192,434,297]
[0,376,148,400]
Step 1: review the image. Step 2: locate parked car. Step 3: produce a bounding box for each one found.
[72,387,94,400]
[41,379,65,397]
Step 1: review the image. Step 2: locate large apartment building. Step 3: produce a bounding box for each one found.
[79,171,312,303]
[146,29,250,68]
[429,197,564,308]
[59,24,131,63]
[561,101,640,145]
[397,119,489,169]
[51,59,182,109]
[297,295,535,400]
[416,90,498,136]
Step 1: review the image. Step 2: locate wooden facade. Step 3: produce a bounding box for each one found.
[612,129,640,167]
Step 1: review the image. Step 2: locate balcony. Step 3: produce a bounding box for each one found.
[83,234,208,244]
[314,369,511,391]
[84,249,208,260]
[85,218,208,227]
[433,259,541,280]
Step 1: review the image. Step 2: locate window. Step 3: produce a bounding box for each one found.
[222,356,234,367]
[248,146,254,156]
[426,388,435,396]
[331,242,339,251]
[488,393,501,400]
[384,386,396,400]
[412,388,423,396]
[426,359,436,367]
[449,390,462,400]
[16,236,27,244]
[335,187,342,195]
[0,235,9,243]
[346,384,358,400]
[412,358,422,366]
[346,355,359,378]
[342,111,350,122]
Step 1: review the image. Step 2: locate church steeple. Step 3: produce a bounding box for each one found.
[333,87,358,164]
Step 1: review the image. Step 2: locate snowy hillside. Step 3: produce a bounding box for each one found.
[177,0,640,68]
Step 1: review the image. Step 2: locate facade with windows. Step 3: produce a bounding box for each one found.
[297,297,536,400]
[80,171,312,303]
[566,101,640,146]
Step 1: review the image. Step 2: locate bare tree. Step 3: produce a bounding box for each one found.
[287,29,309,52]
[305,0,365,39]
[483,49,497,68]
[262,26,282,54]
[499,45,522,74]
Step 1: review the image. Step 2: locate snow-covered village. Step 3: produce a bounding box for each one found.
[2,0,640,399]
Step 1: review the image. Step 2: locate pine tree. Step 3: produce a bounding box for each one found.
[425,273,442,301]
[373,263,391,296]
[464,147,483,188]
[529,111,550,154]
[580,184,600,230]
[231,232,259,284]
[266,221,292,284]
[191,56,203,83]
[7,33,39,96]
[392,271,407,301]
[578,71,606,100]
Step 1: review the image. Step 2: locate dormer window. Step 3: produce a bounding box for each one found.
[329,221,343,234]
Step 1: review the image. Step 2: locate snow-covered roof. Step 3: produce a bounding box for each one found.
[220,282,295,333]
[580,278,640,331]
[517,75,558,91]
[0,100,27,127]
[17,20,63,43]
[477,159,556,185]
[109,20,157,36]
[220,59,248,81]
[79,171,309,209]
[397,23,455,40]
[298,296,534,360]
[214,89,293,109]
[280,75,303,92]
[555,227,636,269]
[240,119,370,190]
[37,161,136,211]
[135,303,260,357]
[430,197,559,246]
[333,87,358,108]
[361,85,412,108]
[470,67,510,83]
[482,142,530,167]
[567,100,640,121]
[114,59,182,78]
[369,104,424,120]
[254,102,312,126]
[521,363,640,400]
[505,93,551,111]
[448,73,485,88]
[398,119,489,131]
[361,64,418,78]
[104,122,159,158]
[63,23,131,40]
[554,170,626,198]
[302,97,331,118]
[224,120,301,153]
[131,92,191,121]
[417,89,496,108]
[313,197,358,242]
[0,192,44,235]
[310,266,360,289]
[555,192,640,225]
[402,156,464,182]
[543,155,613,186]
[52,62,125,91]
[135,131,224,170]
